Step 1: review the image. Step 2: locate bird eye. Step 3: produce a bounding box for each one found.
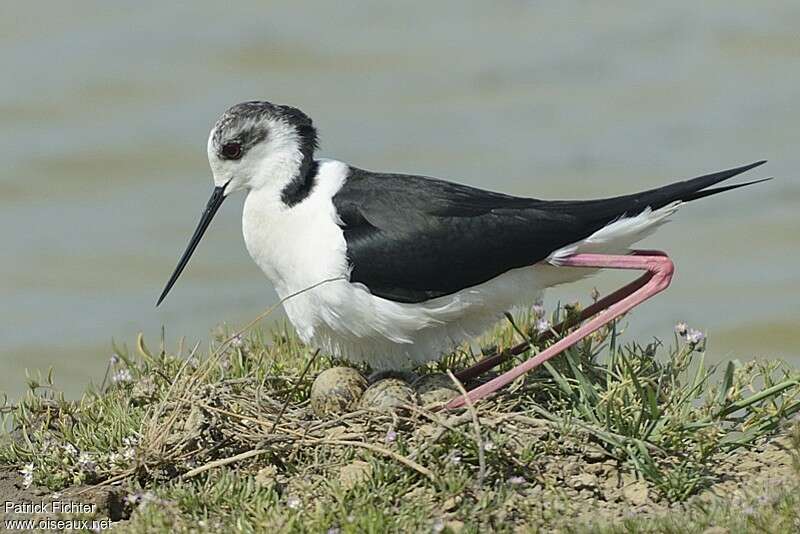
[221,142,243,160]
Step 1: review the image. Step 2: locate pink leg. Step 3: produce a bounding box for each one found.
[447,251,674,409]
[454,250,667,381]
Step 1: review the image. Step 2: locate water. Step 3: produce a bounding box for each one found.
[2,1,798,400]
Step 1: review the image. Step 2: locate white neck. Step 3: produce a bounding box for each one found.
[241,159,351,292]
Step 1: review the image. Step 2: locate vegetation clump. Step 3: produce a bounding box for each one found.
[1,303,799,532]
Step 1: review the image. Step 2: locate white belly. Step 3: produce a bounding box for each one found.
[242,160,681,370]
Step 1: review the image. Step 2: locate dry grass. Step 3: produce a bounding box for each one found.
[1,303,799,532]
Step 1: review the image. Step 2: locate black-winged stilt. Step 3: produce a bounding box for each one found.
[157,101,769,407]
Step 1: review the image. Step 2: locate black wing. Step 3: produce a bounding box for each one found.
[332,161,767,303]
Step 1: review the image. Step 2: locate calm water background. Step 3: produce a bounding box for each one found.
[2,1,798,400]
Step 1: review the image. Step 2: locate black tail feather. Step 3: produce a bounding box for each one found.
[683,176,773,203]
[668,160,767,200]
[540,160,770,223]
[630,160,768,210]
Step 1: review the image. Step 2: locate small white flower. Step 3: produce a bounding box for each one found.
[78,452,96,472]
[123,448,136,461]
[112,369,132,384]
[484,441,495,452]
[532,303,545,318]
[122,435,140,447]
[508,475,526,485]
[674,322,688,336]
[449,453,462,465]
[62,443,78,457]
[384,430,397,444]
[286,496,301,509]
[685,328,706,344]
[230,334,244,348]
[535,318,552,334]
[20,463,34,488]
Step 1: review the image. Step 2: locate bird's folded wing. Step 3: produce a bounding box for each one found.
[332,162,766,303]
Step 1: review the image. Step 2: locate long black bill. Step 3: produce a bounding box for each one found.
[157,185,227,306]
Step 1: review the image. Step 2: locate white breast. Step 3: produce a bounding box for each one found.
[240,159,524,368]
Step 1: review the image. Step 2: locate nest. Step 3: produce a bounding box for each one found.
[2,311,799,528]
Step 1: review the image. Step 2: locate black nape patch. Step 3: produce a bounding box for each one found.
[279,107,319,207]
[281,160,320,207]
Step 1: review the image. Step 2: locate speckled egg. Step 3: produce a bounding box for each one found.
[412,374,459,406]
[310,367,368,417]
[359,378,417,412]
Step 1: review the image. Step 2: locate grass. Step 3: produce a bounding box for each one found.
[1,302,799,532]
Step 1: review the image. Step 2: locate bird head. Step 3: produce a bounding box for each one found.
[157,101,317,305]
[207,101,318,195]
